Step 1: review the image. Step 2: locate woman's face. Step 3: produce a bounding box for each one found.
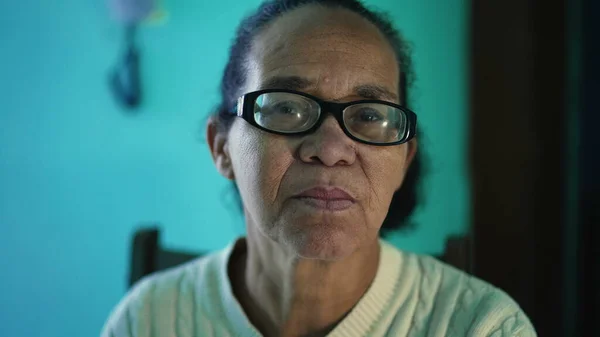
[212,6,416,260]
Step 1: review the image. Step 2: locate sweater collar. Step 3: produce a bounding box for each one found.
[215,237,403,337]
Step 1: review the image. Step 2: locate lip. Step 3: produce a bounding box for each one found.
[292,187,355,211]
[295,187,355,201]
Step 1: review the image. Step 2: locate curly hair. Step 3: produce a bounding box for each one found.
[212,0,424,235]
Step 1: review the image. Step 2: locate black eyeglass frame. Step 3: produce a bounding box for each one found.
[235,89,417,146]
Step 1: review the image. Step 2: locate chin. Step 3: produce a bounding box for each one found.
[282,221,362,261]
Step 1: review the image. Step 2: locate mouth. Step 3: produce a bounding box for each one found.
[292,187,356,211]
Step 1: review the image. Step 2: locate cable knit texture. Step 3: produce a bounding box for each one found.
[102,239,537,337]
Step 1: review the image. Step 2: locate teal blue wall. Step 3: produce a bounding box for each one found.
[0,1,468,336]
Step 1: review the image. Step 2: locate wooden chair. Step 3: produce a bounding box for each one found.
[129,227,473,287]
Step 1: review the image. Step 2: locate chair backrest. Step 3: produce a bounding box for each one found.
[129,226,473,287]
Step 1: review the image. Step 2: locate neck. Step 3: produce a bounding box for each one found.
[230,224,380,337]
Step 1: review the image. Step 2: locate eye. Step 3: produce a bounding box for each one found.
[260,99,308,117]
[353,107,384,123]
[253,92,321,133]
[271,101,302,115]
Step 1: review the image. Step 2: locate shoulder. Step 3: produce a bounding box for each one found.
[100,249,225,337]
[404,251,537,337]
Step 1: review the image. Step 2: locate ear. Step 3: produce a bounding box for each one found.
[405,138,418,171]
[206,116,235,180]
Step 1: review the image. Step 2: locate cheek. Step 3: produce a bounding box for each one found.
[362,146,408,212]
[228,122,294,208]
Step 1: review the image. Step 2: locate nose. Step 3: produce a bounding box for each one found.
[298,116,357,166]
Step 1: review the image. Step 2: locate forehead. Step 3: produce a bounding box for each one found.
[245,5,400,101]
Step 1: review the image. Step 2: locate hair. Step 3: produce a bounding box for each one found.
[212,0,424,235]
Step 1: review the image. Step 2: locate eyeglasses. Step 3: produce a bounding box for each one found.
[234,89,417,146]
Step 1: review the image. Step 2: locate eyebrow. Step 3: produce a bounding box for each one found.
[260,76,314,91]
[355,84,398,101]
[259,76,398,101]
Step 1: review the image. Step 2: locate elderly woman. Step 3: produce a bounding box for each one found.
[102,0,536,336]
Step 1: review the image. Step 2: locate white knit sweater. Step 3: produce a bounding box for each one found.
[102,239,536,337]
